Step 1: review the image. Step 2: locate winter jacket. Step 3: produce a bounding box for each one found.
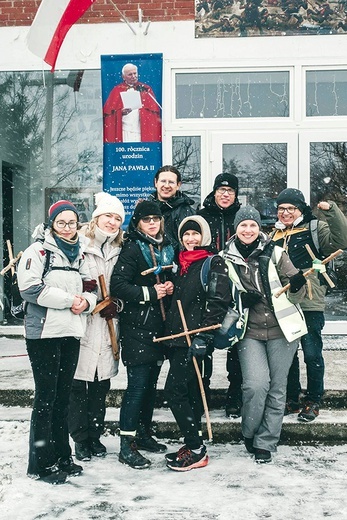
[271,201,347,312]
[149,191,195,253]
[110,224,174,367]
[17,226,97,340]
[222,233,306,342]
[165,215,230,348]
[197,191,241,252]
[74,228,122,382]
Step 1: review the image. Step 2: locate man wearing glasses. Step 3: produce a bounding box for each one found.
[272,188,347,422]
[198,172,242,417]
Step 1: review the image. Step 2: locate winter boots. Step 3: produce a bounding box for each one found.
[58,456,83,476]
[89,438,107,457]
[34,463,68,485]
[119,436,151,469]
[136,432,167,453]
[75,441,92,461]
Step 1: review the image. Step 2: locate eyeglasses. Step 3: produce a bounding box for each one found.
[55,220,78,229]
[216,187,235,195]
[277,206,298,215]
[141,216,162,223]
[158,179,177,186]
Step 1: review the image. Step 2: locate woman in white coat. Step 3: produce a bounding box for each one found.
[69,192,125,462]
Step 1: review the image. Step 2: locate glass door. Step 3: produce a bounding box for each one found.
[210,132,299,231]
[300,131,347,331]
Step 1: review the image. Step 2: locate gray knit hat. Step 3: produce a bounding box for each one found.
[234,206,262,230]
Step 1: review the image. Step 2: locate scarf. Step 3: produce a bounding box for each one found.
[54,233,80,264]
[136,240,175,269]
[234,236,260,261]
[179,249,213,275]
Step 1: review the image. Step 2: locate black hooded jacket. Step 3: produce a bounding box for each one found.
[197,192,241,252]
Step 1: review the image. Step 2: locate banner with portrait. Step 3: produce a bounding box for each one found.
[101,53,163,226]
[195,1,347,38]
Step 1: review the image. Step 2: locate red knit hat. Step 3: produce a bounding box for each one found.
[48,200,79,226]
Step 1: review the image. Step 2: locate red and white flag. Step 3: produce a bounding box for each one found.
[27,0,96,72]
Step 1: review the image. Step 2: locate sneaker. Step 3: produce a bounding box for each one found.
[284,400,301,416]
[166,445,209,472]
[298,401,319,422]
[75,440,91,461]
[89,438,107,457]
[165,445,189,463]
[225,398,242,418]
[136,435,167,453]
[119,436,151,469]
[58,456,83,476]
[254,449,272,464]
[33,464,68,485]
[244,437,255,454]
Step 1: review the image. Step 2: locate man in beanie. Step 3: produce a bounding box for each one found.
[148,165,195,254]
[198,172,242,418]
[272,188,347,422]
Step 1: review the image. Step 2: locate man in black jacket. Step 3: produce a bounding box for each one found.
[198,173,243,417]
[148,165,195,254]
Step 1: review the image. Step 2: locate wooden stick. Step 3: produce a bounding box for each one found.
[97,274,119,361]
[149,243,166,321]
[275,248,343,297]
[153,323,221,343]
[92,296,113,315]
[0,252,23,276]
[141,264,173,276]
[305,244,335,288]
[177,299,213,442]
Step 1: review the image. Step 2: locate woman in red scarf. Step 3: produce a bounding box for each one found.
[164,215,230,471]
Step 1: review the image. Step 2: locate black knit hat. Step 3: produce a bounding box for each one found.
[276,188,307,212]
[213,173,238,195]
[132,200,162,226]
[179,219,202,239]
[234,205,262,230]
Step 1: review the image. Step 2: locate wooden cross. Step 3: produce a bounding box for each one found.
[92,274,119,361]
[154,299,221,442]
[0,240,23,276]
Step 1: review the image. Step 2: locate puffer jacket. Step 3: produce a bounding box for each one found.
[271,201,347,312]
[197,191,241,252]
[17,225,97,340]
[74,229,122,382]
[222,233,306,341]
[149,191,195,253]
[110,224,174,367]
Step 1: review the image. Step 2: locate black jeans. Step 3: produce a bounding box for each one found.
[286,311,325,404]
[69,375,111,443]
[165,347,203,450]
[226,344,243,402]
[119,362,162,434]
[26,336,80,475]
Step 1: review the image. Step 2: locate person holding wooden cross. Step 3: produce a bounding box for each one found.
[272,188,347,422]
[68,192,125,463]
[110,200,175,469]
[163,215,230,471]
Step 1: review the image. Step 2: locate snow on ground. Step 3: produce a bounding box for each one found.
[1,420,347,520]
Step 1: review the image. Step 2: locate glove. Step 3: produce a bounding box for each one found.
[289,270,306,293]
[100,301,118,320]
[187,333,213,362]
[82,279,97,293]
[241,290,262,308]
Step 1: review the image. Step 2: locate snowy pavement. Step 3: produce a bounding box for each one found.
[1,420,347,520]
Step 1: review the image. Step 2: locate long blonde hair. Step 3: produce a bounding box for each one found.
[82,218,124,246]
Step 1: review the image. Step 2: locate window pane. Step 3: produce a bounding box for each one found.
[172,136,201,207]
[306,70,347,116]
[223,143,287,229]
[176,71,289,119]
[310,141,347,320]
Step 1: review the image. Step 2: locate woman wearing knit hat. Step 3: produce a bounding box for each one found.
[69,192,125,462]
[17,200,97,484]
[221,206,307,463]
[164,215,230,471]
[110,200,175,469]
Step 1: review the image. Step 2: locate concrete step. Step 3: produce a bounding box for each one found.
[2,406,347,445]
[1,387,347,409]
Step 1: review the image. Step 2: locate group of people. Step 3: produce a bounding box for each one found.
[17,165,347,484]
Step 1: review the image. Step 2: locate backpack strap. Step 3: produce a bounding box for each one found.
[200,255,215,292]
